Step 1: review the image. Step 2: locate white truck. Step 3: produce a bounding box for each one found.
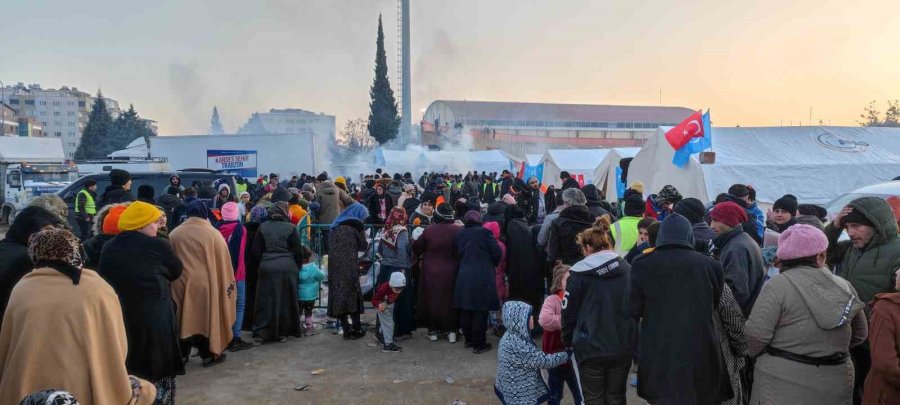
[0,137,77,224]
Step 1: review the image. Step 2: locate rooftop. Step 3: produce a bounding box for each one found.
[428,100,695,123]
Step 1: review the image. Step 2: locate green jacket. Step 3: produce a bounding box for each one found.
[827,196,900,310]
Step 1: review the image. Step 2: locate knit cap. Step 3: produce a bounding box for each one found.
[103,205,128,235]
[109,169,131,187]
[674,198,706,224]
[389,271,407,288]
[221,202,240,221]
[118,201,161,231]
[710,201,748,227]
[335,177,346,186]
[777,224,829,260]
[623,193,645,217]
[773,195,799,215]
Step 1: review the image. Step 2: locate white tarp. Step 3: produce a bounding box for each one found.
[541,149,609,187]
[0,137,66,163]
[375,148,512,175]
[108,137,150,159]
[592,147,641,202]
[525,154,544,166]
[628,126,900,205]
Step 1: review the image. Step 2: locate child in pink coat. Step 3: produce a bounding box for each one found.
[539,264,583,405]
[483,221,507,333]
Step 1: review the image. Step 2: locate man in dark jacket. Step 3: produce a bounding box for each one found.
[562,229,636,404]
[827,196,900,404]
[548,189,595,265]
[499,170,513,197]
[581,184,615,222]
[629,214,732,404]
[722,185,763,245]
[559,171,580,191]
[710,201,765,317]
[97,169,135,210]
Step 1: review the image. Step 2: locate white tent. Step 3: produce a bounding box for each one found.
[628,126,900,205]
[375,148,513,175]
[0,137,65,162]
[541,149,609,187]
[592,147,641,202]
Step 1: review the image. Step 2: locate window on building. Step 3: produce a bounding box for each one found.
[24,99,35,105]
[78,101,86,107]
[67,101,74,106]
[55,132,61,137]
[9,99,19,105]
[67,111,75,116]
[53,111,60,116]
[40,111,47,116]
[68,132,75,137]
[51,101,60,106]
[68,122,75,127]
[39,101,47,106]
[54,121,61,126]
[41,121,47,126]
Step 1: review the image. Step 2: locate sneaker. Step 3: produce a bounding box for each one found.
[278,336,288,343]
[228,338,254,352]
[473,343,493,354]
[252,338,263,346]
[337,327,344,335]
[427,332,439,341]
[448,332,458,343]
[382,343,402,353]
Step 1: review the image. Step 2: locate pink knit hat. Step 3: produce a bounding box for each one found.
[221,202,240,221]
[777,224,829,260]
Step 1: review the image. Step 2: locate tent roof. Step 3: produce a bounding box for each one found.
[543,149,609,171]
[0,137,65,162]
[525,154,544,166]
[630,126,900,204]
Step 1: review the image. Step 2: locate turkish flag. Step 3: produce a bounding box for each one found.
[665,110,704,150]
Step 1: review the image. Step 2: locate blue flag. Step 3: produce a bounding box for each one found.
[672,110,712,168]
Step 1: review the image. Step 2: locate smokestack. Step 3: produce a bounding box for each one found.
[400,0,412,144]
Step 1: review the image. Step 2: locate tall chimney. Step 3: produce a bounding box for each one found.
[400,0,412,144]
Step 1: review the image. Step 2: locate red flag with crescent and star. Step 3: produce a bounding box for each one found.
[665,110,704,150]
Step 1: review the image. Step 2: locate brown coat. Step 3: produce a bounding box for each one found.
[0,268,155,405]
[169,217,236,356]
[864,293,900,404]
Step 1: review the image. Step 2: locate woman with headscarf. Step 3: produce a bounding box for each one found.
[503,204,544,322]
[377,207,415,341]
[249,201,304,344]
[366,182,393,228]
[168,200,236,367]
[414,203,463,343]
[98,201,184,404]
[0,206,63,329]
[242,205,269,331]
[327,203,370,340]
[0,228,156,405]
[453,210,502,354]
[745,224,868,404]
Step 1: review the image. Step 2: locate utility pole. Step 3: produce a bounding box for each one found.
[398,0,411,144]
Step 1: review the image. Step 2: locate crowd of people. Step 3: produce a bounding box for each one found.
[0,165,899,405]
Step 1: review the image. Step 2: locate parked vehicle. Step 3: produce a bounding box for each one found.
[825,181,900,216]
[1,137,74,224]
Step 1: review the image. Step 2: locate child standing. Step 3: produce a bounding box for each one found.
[372,272,407,353]
[495,300,570,405]
[483,221,507,335]
[298,246,325,335]
[539,265,583,405]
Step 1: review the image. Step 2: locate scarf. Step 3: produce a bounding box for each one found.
[330,203,369,229]
[186,199,211,219]
[381,207,408,250]
[268,201,291,222]
[27,229,83,285]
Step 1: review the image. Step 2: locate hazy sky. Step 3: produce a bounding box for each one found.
[4,0,899,135]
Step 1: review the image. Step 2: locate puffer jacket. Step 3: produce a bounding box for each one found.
[827,196,900,311]
[495,301,569,405]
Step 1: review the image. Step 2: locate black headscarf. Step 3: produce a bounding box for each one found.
[502,203,526,236]
[3,206,63,246]
[268,201,291,222]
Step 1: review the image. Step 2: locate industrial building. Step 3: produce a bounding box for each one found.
[421,100,695,156]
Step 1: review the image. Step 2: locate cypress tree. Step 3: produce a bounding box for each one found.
[210,106,225,134]
[74,90,114,160]
[367,14,400,145]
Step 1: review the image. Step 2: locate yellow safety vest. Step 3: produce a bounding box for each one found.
[75,189,96,215]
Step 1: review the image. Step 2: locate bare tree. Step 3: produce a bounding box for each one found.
[341,118,377,154]
[859,100,900,127]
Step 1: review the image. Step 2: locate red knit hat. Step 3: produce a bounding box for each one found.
[710,201,748,228]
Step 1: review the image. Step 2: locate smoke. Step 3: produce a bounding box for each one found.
[168,62,207,133]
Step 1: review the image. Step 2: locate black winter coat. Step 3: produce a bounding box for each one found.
[97,185,135,210]
[561,178,581,191]
[563,251,637,362]
[82,234,113,268]
[452,225,502,311]
[504,219,544,309]
[0,241,31,330]
[98,231,185,381]
[548,205,595,265]
[629,214,732,404]
[712,226,765,317]
[327,219,368,317]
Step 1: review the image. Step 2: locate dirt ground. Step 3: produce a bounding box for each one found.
[178,312,642,405]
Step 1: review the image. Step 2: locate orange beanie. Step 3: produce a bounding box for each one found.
[103,205,128,235]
